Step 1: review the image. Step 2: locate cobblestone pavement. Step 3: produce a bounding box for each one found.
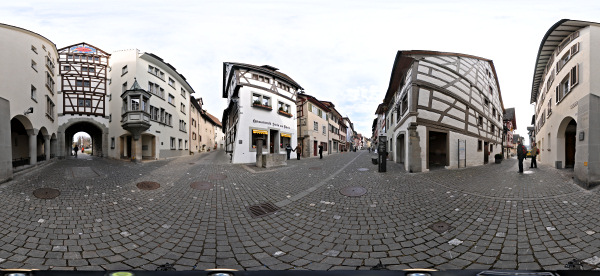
[1,149,600,271]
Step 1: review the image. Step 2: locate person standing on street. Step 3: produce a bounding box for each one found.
[517,140,527,173]
[285,144,292,160]
[318,144,323,159]
[294,144,302,160]
[530,142,538,168]
[73,145,78,157]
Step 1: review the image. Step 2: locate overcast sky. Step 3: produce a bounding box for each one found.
[2,0,600,142]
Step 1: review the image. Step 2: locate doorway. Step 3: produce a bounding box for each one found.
[484,141,489,164]
[565,119,577,168]
[314,141,318,156]
[126,136,132,158]
[396,133,405,167]
[269,130,279,154]
[428,131,448,169]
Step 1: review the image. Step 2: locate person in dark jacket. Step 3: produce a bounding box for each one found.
[285,144,292,160]
[73,145,78,157]
[318,144,323,159]
[517,140,527,173]
[293,144,302,160]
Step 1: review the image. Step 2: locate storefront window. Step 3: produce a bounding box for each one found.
[251,129,267,149]
[280,134,291,148]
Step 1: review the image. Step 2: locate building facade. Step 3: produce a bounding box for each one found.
[502,107,517,158]
[297,93,330,157]
[190,96,202,154]
[1,23,60,182]
[530,19,600,187]
[381,50,504,172]
[222,63,302,164]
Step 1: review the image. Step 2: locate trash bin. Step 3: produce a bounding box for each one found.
[372,157,378,165]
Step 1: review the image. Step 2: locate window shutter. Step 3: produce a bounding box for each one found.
[571,42,579,55]
[555,86,559,103]
[571,64,579,87]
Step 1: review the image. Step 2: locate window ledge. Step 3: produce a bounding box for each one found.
[252,104,273,111]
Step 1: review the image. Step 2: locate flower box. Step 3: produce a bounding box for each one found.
[252,103,272,111]
[278,110,293,117]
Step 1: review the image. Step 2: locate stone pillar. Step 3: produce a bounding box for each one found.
[44,135,51,161]
[0,97,12,182]
[407,123,422,173]
[27,129,37,165]
[255,139,263,167]
[57,131,66,159]
[132,137,143,163]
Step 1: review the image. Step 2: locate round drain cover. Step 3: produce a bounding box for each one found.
[340,186,367,197]
[190,181,214,190]
[136,181,160,190]
[309,167,321,170]
[33,188,60,199]
[358,168,369,171]
[208,174,227,180]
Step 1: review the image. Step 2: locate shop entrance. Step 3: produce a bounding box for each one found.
[428,131,447,169]
[565,119,577,168]
[313,141,318,156]
[269,130,279,154]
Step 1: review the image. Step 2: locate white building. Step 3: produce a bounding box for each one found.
[381,50,504,172]
[1,23,60,182]
[106,50,192,161]
[530,19,600,188]
[222,63,302,164]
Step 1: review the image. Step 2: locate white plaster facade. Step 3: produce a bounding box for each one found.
[530,20,600,187]
[1,23,59,180]
[382,51,504,172]
[222,63,301,164]
[106,50,192,160]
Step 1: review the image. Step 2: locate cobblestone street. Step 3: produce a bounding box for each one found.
[1,150,600,271]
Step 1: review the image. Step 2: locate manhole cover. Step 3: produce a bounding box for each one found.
[429,221,453,234]
[358,168,369,171]
[523,171,534,174]
[190,181,214,190]
[208,174,227,180]
[33,188,60,199]
[247,202,279,218]
[309,167,321,170]
[340,186,367,197]
[136,181,160,190]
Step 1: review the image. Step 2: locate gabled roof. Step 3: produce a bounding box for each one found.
[297,93,330,111]
[503,107,517,130]
[58,42,111,56]
[530,19,600,103]
[223,62,303,98]
[204,111,222,128]
[383,50,505,111]
[190,96,202,112]
[141,52,196,95]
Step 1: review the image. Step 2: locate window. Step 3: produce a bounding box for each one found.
[251,129,268,150]
[109,114,112,122]
[63,66,70,71]
[148,65,153,73]
[31,60,37,71]
[31,85,37,101]
[547,98,552,118]
[31,45,37,54]
[314,121,318,131]
[168,94,175,105]
[484,98,489,107]
[150,106,160,121]
[181,88,186,98]
[179,120,187,132]
[122,65,128,75]
[323,126,326,135]
[477,140,482,152]
[490,144,494,153]
[478,115,483,127]
[489,85,493,95]
[111,137,115,149]
[278,101,291,114]
[192,132,197,140]
[46,56,55,72]
[252,74,271,84]
[160,108,165,123]
[401,94,408,114]
[252,93,271,108]
[262,96,270,107]
[185,140,188,150]
[180,103,186,114]
[46,96,54,119]
[168,78,175,87]
[277,82,290,92]
[490,124,495,133]
[170,137,176,149]
[492,108,496,117]
[556,65,578,103]
[122,82,128,93]
[45,72,55,93]
[78,99,92,107]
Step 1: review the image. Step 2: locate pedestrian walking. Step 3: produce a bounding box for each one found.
[318,144,323,159]
[530,142,538,168]
[368,147,371,153]
[285,144,292,160]
[293,144,302,160]
[517,140,527,173]
[73,145,79,157]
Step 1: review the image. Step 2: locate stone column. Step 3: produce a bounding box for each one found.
[132,137,143,163]
[407,123,422,173]
[27,129,37,165]
[44,135,51,161]
[255,139,263,167]
[0,97,12,182]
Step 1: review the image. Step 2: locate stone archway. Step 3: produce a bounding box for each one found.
[396,132,406,169]
[556,116,577,169]
[10,115,36,166]
[58,118,108,159]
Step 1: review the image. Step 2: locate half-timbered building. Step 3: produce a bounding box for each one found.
[222,63,302,164]
[382,50,504,172]
[57,43,111,159]
[530,19,600,188]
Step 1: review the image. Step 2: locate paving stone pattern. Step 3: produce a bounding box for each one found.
[1,150,599,271]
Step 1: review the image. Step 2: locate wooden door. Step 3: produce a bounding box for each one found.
[314,141,317,156]
[565,132,576,168]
